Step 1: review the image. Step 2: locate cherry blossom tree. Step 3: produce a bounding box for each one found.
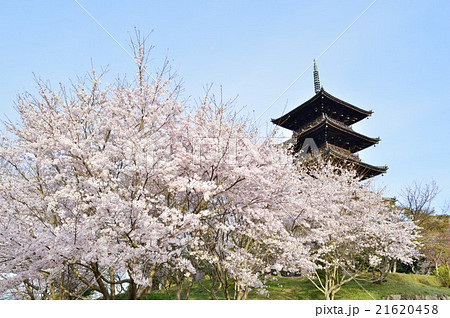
[0,39,200,299]
[286,162,420,300]
[0,37,313,300]
[148,90,316,299]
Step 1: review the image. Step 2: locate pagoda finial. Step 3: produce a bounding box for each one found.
[313,59,321,94]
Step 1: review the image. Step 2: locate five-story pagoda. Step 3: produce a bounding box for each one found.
[271,61,387,180]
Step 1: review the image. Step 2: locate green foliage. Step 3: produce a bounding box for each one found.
[80,287,96,298]
[435,265,450,288]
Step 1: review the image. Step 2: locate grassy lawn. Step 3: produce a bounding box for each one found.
[142,273,450,300]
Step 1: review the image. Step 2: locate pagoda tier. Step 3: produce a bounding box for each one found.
[271,88,372,130]
[291,115,380,153]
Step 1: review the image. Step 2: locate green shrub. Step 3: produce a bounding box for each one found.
[435,266,450,288]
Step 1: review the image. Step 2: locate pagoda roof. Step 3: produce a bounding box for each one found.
[271,88,373,131]
[322,146,388,179]
[294,116,380,153]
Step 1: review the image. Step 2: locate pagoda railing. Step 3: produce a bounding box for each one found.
[327,143,360,161]
[293,115,325,135]
[326,116,354,131]
[293,115,354,137]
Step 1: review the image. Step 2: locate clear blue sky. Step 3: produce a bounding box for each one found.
[0,0,449,211]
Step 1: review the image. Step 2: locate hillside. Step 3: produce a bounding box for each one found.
[143,273,450,300]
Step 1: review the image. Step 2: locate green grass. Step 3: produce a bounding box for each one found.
[143,273,450,300]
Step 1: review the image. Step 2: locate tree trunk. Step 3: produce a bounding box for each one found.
[136,264,157,299]
[223,280,231,300]
[373,259,392,284]
[210,275,218,300]
[175,272,195,300]
[391,260,397,273]
[91,263,110,299]
[176,273,183,300]
[128,280,137,300]
[109,267,115,300]
[234,282,249,300]
[49,283,56,300]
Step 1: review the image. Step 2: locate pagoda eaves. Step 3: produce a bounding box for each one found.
[271,88,372,130]
[321,145,388,180]
[293,115,380,153]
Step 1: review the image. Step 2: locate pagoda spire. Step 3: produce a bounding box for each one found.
[313,60,321,94]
